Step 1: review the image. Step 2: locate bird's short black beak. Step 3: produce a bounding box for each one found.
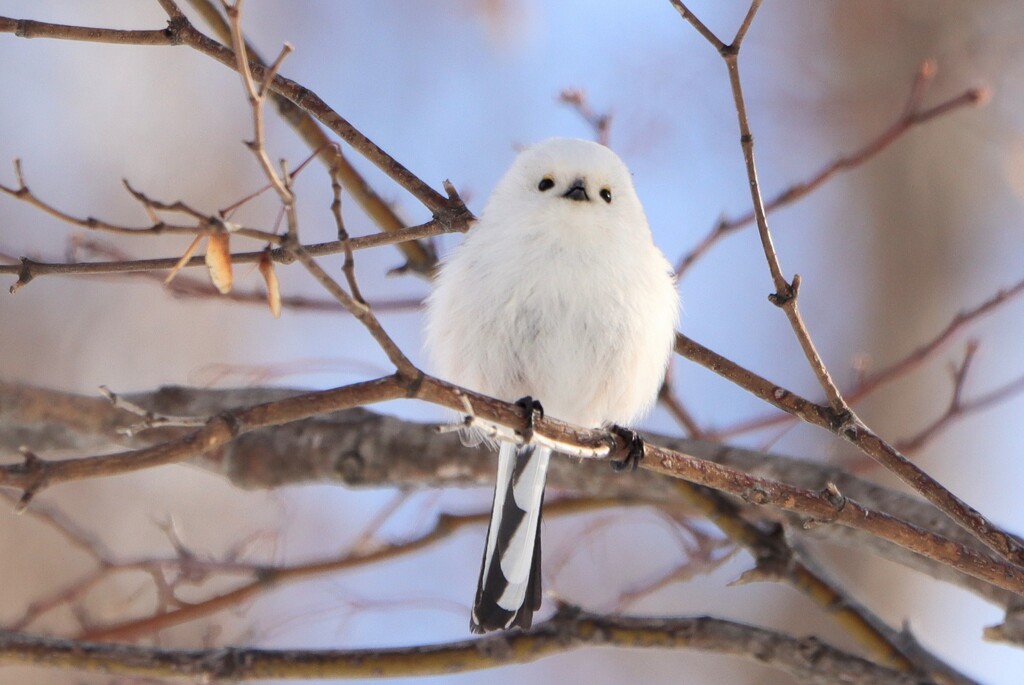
[562,179,589,202]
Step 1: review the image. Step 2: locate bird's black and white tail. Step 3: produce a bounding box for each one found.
[471,442,551,633]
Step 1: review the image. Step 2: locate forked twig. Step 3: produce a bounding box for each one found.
[670,0,1024,575]
[675,64,988,277]
[219,0,416,377]
[709,274,1024,440]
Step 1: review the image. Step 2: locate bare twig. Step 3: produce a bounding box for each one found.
[182,0,438,275]
[668,0,725,51]
[0,160,278,244]
[222,0,294,203]
[671,0,846,412]
[330,167,365,305]
[895,343,1024,454]
[0,219,451,293]
[658,370,705,438]
[674,65,987,277]
[289,246,417,375]
[218,2,414,376]
[76,499,626,641]
[0,12,475,232]
[98,386,207,437]
[708,273,1024,439]
[0,607,928,683]
[670,0,1024,572]
[558,89,612,146]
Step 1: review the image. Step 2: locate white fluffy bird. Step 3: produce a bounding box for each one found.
[426,137,679,633]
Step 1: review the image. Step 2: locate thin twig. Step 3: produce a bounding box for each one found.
[708,273,1024,440]
[98,385,208,437]
[658,371,705,438]
[182,0,439,275]
[895,344,1024,454]
[668,0,725,51]
[77,499,627,641]
[0,161,277,244]
[330,167,365,305]
[558,89,612,146]
[223,0,293,203]
[219,2,413,375]
[0,219,451,294]
[674,66,987,277]
[671,0,1024,571]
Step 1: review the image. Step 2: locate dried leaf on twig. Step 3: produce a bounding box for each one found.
[205,232,233,294]
[258,249,281,318]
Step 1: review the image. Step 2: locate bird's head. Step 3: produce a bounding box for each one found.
[483,137,648,236]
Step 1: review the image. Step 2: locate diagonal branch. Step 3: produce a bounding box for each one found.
[675,67,987,277]
[182,0,438,275]
[708,273,1024,439]
[665,481,925,674]
[2,381,1020,612]
[219,1,416,377]
[0,12,475,229]
[669,0,1024,573]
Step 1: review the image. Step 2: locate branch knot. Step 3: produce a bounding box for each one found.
[803,482,847,529]
[216,411,242,438]
[767,274,800,307]
[400,370,425,398]
[163,16,187,45]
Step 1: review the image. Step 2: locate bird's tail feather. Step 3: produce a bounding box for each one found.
[471,442,550,633]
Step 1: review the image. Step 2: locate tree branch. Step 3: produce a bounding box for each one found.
[0,219,450,294]
[669,0,1024,573]
[707,273,1024,440]
[181,0,438,275]
[3,377,1023,603]
[674,64,987,277]
[0,12,475,228]
[0,608,929,684]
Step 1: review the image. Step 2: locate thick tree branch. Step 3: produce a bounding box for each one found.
[2,379,1023,606]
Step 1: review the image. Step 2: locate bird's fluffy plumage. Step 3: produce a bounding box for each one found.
[426,137,679,632]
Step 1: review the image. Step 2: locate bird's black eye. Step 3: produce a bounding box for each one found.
[538,177,555,192]
[600,188,612,203]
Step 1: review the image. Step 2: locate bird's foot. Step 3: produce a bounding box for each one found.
[610,425,644,472]
[514,396,544,444]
